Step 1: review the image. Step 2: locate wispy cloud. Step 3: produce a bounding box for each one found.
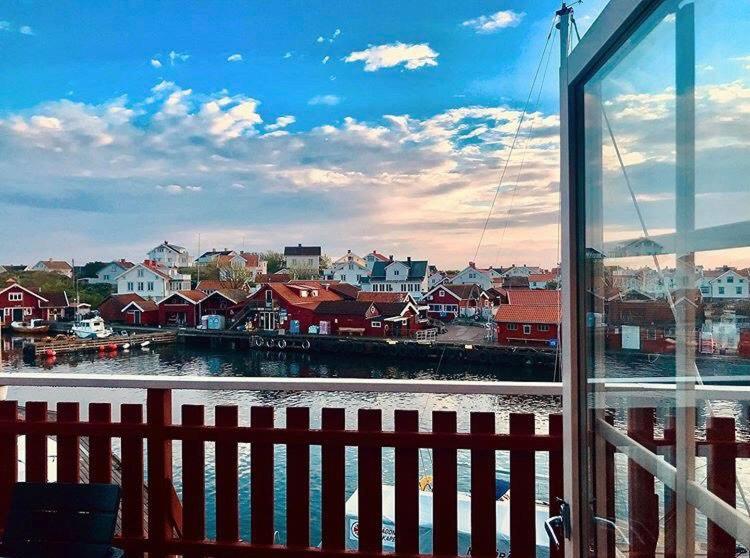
[308,94,342,106]
[168,50,190,65]
[227,53,243,63]
[150,58,162,68]
[0,21,35,35]
[283,51,293,59]
[344,42,439,71]
[157,184,202,194]
[265,115,296,131]
[19,25,33,35]
[316,36,324,43]
[322,55,330,65]
[462,10,525,33]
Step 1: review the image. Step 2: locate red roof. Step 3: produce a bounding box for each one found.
[122,299,159,312]
[356,292,412,303]
[506,289,560,306]
[370,251,389,262]
[239,252,260,267]
[196,280,242,292]
[528,272,557,283]
[495,304,560,324]
[255,273,291,283]
[253,282,343,306]
[38,260,72,271]
[160,290,206,305]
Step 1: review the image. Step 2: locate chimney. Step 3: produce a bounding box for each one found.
[164,240,168,245]
[347,249,351,254]
[389,255,394,262]
[407,256,411,265]
[469,261,475,269]
[298,243,302,247]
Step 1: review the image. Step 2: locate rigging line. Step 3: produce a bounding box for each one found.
[492,26,557,267]
[601,73,750,518]
[473,14,558,264]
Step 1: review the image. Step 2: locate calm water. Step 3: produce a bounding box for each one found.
[1,337,561,545]
[3,335,749,548]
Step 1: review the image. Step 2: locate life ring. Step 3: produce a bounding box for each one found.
[121,330,129,336]
[266,339,276,348]
[301,340,311,350]
[277,339,287,349]
[253,336,263,347]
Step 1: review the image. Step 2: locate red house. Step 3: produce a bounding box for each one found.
[372,301,422,337]
[157,290,206,327]
[121,299,159,326]
[422,283,489,321]
[239,282,344,332]
[0,281,47,325]
[199,289,248,321]
[494,304,560,347]
[312,301,382,336]
[98,293,148,324]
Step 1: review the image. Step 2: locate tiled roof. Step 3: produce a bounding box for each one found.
[374,302,412,318]
[255,273,291,283]
[255,282,343,306]
[39,260,72,271]
[160,290,206,304]
[494,304,560,324]
[122,299,159,312]
[357,292,412,303]
[196,280,238,292]
[369,251,389,262]
[443,284,482,300]
[506,289,560,306]
[97,293,145,311]
[528,272,557,283]
[313,300,375,316]
[327,282,360,300]
[38,291,70,308]
[210,289,249,304]
[239,253,260,267]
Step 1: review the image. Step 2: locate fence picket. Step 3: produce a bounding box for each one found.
[120,404,144,558]
[707,416,736,558]
[89,403,112,483]
[251,406,275,545]
[358,409,382,553]
[433,411,457,556]
[181,404,205,558]
[215,405,239,543]
[286,407,310,547]
[510,413,535,557]
[25,402,48,482]
[471,412,496,558]
[0,400,18,528]
[321,408,345,551]
[394,410,419,555]
[57,402,80,483]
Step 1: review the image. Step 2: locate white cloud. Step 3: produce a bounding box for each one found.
[157,184,202,194]
[0,21,10,31]
[230,182,246,190]
[283,51,293,59]
[344,42,439,71]
[168,50,190,65]
[19,25,33,35]
[227,53,243,63]
[462,10,525,33]
[0,21,34,35]
[332,29,341,39]
[265,115,296,131]
[322,55,330,65]
[150,58,162,68]
[308,94,342,106]
[316,36,324,43]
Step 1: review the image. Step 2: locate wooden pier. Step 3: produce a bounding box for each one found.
[24,331,177,359]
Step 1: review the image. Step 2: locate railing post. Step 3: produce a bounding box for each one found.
[286,407,310,548]
[664,414,676,558]
[433,410,458,556]
[510,413,536,557]
[321,408,346,551]
[707,416,736,558]
[358,409,383,554]
[394,410,419,555]
[0,400,18,528]
[57,402,80,483]
[120,404,144,558]
[181,405,205,558]
[549,414,565,558]
[215,405,239,543]
[627,407,657,558]
[25,402,48,483]
[89,403,112,484]
[147,388,173,558]
[250,406,275,545]
[470,412,496,558]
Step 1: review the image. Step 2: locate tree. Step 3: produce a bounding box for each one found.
[217,264,252,289]
[545,280,560,290]
[78,261,107,279]
[261,251,284,274]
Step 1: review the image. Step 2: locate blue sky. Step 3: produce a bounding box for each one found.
[0,0,612,267]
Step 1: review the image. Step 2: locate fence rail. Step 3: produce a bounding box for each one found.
[0,387,565,558]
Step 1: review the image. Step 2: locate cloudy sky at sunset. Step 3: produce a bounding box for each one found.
[6,1,747,270]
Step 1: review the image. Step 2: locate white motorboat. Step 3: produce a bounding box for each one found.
[10,319,50,334]
[71,317,114,339]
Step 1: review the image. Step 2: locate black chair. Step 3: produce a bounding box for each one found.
[0,482,123,558]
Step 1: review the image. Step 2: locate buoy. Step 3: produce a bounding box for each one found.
[277,339,287,349]
[266,339,275,348]
[253,336,263,347]
[140,341,151,348]
[107,343,118,352]
[44,348,57,358]
[301,340,311,350]
[98,345,107,352]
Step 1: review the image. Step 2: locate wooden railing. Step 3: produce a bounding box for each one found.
[0,385,564,558]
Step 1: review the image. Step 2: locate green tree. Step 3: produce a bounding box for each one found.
[261,251,284,274]
[78,261,107,279]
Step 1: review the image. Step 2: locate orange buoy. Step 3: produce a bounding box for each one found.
[107,343,118,352]
[44,348,57,358]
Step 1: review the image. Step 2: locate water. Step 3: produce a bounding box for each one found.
[1,337,561,546]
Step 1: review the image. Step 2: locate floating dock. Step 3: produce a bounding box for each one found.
[24,331,177,359]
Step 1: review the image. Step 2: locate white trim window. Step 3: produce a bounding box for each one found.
[539,324,550,332]
[523,324,532,335]
[8,293,22,302]
[371,321,382,328]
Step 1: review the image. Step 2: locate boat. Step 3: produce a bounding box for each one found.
[71,317,114,340]
[342,479,552,556]
[10,319,50,334]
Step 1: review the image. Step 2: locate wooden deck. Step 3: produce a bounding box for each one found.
[26,331,176,358]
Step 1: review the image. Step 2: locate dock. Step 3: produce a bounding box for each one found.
[24,331,177,359]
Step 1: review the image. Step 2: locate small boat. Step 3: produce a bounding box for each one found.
[10,319,50,334]
[71,317,114,340]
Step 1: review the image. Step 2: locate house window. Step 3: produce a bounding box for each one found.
[371,321,382,328]
[507,323,517,331]
[394,270,400,276]
[147,282,154,291]
[127,282,134,291]
[727,275,734,283]
[522,325,531,335]
[539,324,550,332]
[700,286,710,294]
[439,290,444,296]
[103,274,110,280]
[646,329,657,341]
[137,282,144,291]
[265,290,273,304]
[401,284,407,292]
[8,293,22,302]
[137,269,144,277]
[718,287,725,295]
[737,287,743,295]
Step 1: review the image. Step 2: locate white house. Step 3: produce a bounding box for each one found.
[195,249,235,267]
[115,261,192,301]
[215,252,268,281]
[528,271,559,289]
[698,268,749,300]
[25,259,73,278]
[283,244,321,270]
[428,270,449,289]
[147,241,192,268]
[364,250,389,271]
[499,264,545,278]
[323,251,370,286]
[89,260,134,287]
[361,257,430,300]
[448,262,503,291]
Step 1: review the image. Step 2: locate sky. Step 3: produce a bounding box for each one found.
[0,0,642,270]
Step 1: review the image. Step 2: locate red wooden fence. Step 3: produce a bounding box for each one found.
[0,388,564,558]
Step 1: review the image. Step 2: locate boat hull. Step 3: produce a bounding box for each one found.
[10,322,50,334]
